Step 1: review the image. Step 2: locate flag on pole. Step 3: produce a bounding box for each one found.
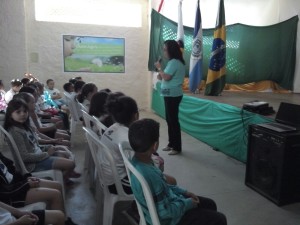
[158,0,164,13]
[189,0,203,93]
[205,0,226,96]
[177,0,184,53]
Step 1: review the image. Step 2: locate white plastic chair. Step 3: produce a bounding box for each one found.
[119,141,161,225]
[83,127,134,225]
[81,110,95,130]
[0,125,65,202]
[92,116,107,138]
[78,103,88,113]
[64,92,82,145]
[81,110,97,188]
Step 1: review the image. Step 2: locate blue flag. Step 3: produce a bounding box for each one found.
[189,0,203,93]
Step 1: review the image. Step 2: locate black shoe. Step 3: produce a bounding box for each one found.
[65,217,77,225]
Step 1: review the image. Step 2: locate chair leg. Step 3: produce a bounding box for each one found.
[95,181,104,224]
[70,119,76,146]
[103,195,115,225]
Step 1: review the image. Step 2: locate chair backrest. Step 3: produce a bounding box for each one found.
[119,141,161,225]
[64,92,80,122]
[0,125,29,174]
[83,127,132,198]
[78,103,88,112]
[92,116,107,138]
[81,110,94,130]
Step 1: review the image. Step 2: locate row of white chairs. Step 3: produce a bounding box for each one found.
[83,128,161,225]
[64,91,161,225]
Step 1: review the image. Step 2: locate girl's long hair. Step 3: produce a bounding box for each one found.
[77,83,97,103]
[4,99,30,131]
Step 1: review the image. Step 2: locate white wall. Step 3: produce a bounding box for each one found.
[152,0,300,92]
[279,0,300,92]
[0,0,151,110]
[0,0,28,83]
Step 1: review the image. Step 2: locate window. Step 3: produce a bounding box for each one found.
[35,0,142,27]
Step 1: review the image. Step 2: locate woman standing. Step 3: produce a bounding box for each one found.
[155,40,185,155]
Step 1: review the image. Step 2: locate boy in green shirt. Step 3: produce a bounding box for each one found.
[128,118,227,225]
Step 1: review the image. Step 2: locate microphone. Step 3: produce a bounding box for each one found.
[155,56,162,72]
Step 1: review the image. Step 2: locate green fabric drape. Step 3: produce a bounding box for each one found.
[148,9,298,90]
[152,83,272,162]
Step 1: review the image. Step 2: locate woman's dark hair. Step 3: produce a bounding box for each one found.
[129,119,160,153]
[19,86,36,96]
[106,91,125,103]
[63,82,73,92]
[34,82,44,91]
[77,83,97,103]
[106,96,138,126]
[99,88,111,93]
[4,98,30,130]
[0,80,3,87]
[164,40,185,65]
[89,91,109,118]
[74,81,86,93]
[69,78,77,84]
[21,78,30,86]
[13,92,34,104]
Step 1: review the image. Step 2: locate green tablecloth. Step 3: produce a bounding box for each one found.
[152,85,272,162]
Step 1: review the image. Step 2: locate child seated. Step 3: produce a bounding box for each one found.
[45,79,65,107]
[0,201,65,225]
[101,96,174,195]
[76,83,98,110]
[0,153,77,224]
[128,119,227,225]
[5,79,22,104]
[3,99,80,184]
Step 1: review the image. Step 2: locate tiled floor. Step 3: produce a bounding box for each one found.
[1,110,300,225]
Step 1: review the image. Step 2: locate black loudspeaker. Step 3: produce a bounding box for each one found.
[245,124,300,206]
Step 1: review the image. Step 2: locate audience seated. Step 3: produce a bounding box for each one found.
[76,83,98,110]
[21,77,31,87]
[0,201,65,225]
[101,95,174,195]
[0,153,77,225]
[73,81,85,97]
[0,80,7,113]
[3,99,80,184]
[15,92,70,140]
[89,91,114,129]
[34,82,70,132]
[5,79,22,104]
[128,119,227,225]
[45,79,66,108]
[63,83,74,94]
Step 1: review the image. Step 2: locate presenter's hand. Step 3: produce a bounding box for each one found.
[154,61,161,70]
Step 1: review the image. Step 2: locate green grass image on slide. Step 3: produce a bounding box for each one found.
[64,58,124,73]
[74,44,124,56]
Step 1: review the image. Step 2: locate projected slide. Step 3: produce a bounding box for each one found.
[63,35,125,73]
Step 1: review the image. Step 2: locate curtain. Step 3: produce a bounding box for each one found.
[148,10,298,90]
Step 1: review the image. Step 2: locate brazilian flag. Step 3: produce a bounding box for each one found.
[205,0,226,96]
